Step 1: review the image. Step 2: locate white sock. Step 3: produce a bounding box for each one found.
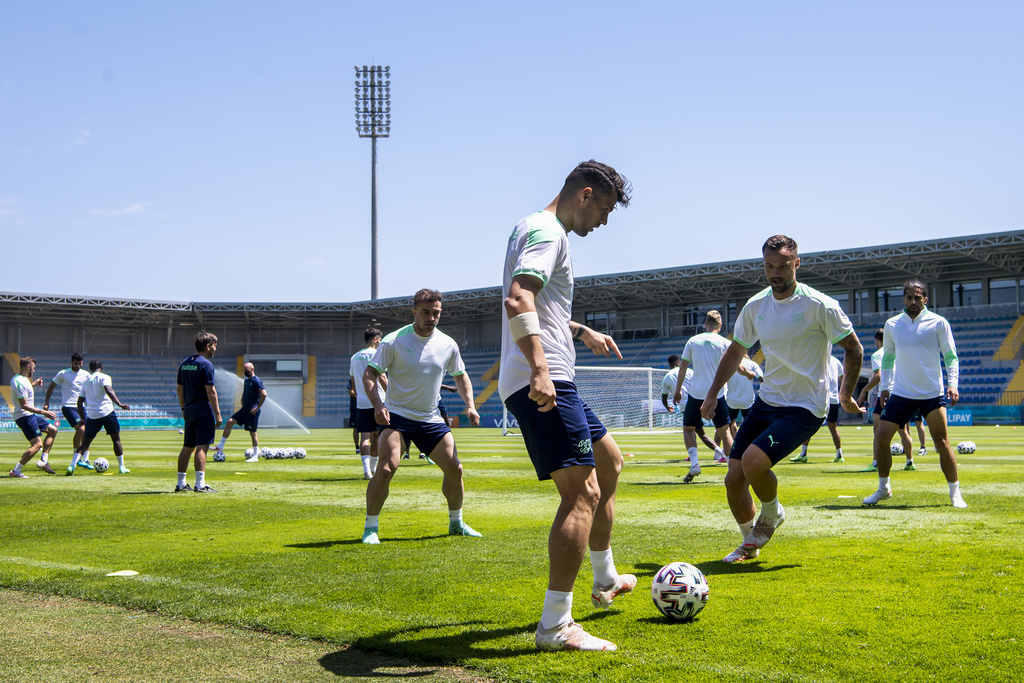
[361,455,372,475]
[871,460,877,467]
[196,471,206,488]
[365,514,379,530]
[13,463,23,474]
[177,472,187,487]
[370,456,378,472]
[83,450,90,461]
[117,455,124,467]
[761,497,781,521]
[540,590,573,630]
[590,548,617,588]
[40,452,48,463]
[217,437,227,451]
[448,509,463,523]
[949,481,960,496]
[739,518,755,540]
[714,447,725,459]
[836,448,843,457]
[71,453,81,468]
[800,444,808,456]
[687,447,699,466]
[879,476,891,490]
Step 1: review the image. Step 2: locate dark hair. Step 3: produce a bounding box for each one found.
[874,328,885,341]
[762,235,798,254]
[903,279,927,297]
[89,360,103,372]
[667,354,679,367]
[563,160,631,207]
[413,288,443,305]
[19,356,34,369]
[194,331,218,352]
[71,352,84,362]
[364,327,383,343]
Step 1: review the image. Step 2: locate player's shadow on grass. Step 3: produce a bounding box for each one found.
[815,503,942,511]
[118,491,172,495]
[628,479,717,487]
[287,535,450,549]
[302,477,373,483]
[694,560,799,576]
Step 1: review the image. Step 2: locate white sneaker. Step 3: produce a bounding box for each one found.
[591,573,638,609]
[951,491,968,508]
[245,456,260,463]
[743,504,785,550]
[723,544,759,563]
[917,447,927,457]
[863,487,893,505]
[535,621,616,652]
[362,528,380,545]
[683,464,701,483]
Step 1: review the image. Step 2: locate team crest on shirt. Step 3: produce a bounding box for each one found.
[791,313,806,324]
[577,438,593,455]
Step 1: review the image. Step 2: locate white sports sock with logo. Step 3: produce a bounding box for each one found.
[739,518,755,540]
[540,590,573,631]
[687,447,699,466]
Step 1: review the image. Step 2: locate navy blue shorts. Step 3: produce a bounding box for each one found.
[84,413,121,441]
[684,395,730,429]
[383,411,451,457]
[872,397,884,416]
[504,381,608,481]
[826,403,840,424]
[356,407,378,433]
[907,408,924,424]
[349,395,358,425]
[15,415,49,442]
[731,397,825,466]
[230,407,260,432]
[183,407,216,448]
[880,394,945,428]
[61,406,86,427]
[728,406,752,421]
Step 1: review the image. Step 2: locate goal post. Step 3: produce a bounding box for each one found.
[502,365,682,434]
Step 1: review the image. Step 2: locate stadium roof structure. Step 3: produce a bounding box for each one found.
[1,230,1022,329]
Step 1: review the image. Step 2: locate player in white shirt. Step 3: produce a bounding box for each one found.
[7,357,60,478]
[661,355,721,453]
[863,280,966,508]
[791,353,845,463]
[68,360,131,474]
[501,160,634,653]
[857,329,915,470]
[361,289,481,544]
[701,236,864,563]
[674,311,734,480]
[43,353,94,470]
[350,327,387,479]
[726,351,763,438]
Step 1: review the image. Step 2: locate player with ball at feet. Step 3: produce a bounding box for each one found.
[500,160,635,652]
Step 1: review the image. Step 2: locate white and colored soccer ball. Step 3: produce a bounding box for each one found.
[260,447,274,459]
[93,457,109,473]
[212,449,226,462]
[245,448,255,458]
[282,447,295,459]
[957,441,977,454]
[651,562,709,621]
[891,443,904,455]
[294,447,306,459]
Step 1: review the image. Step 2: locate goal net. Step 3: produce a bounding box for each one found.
[502,365,683,434]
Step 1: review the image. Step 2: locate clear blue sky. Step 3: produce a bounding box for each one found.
[2,1,1021,303]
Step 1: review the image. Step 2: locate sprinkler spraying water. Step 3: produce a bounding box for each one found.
[213,368,311,435]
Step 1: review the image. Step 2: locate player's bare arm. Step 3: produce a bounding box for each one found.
[43,381,57,410]
[836,332,865,414]
[363,365,390,425]
[21,397,56,421]
[504,274,556,412]
[701,342,746,419]
[672,359,690,405]
[206,385,222,427]
[105,386,129,411]
[571,321,622,360]
[661,394,673,413]
[177,384,185,411]
[736,363,758,381]
[453,372,480,426]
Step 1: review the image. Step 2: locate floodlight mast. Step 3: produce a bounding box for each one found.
[354,65,391,300]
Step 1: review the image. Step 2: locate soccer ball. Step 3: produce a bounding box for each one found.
[245,448,255,458]
[650,562,709,621]
[957,441,977,454]
[294,447,306,459]
[282,447,295,459]
[93,457,109,473]
[891,443,904,455]
[212,449,226,462]
[260,447,273,459]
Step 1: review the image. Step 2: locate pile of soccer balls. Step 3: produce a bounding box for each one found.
[956,441,977,454]
[650,562,710,621]
[246,447,307,460]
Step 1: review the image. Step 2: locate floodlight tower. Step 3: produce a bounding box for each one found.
[354,65,391,300]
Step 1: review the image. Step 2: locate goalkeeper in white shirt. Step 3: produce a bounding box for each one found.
[863,280,966,508]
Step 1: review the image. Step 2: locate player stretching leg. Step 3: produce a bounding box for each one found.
[501,160,635,652]
[702,235,863,563]
[863,280,966,508]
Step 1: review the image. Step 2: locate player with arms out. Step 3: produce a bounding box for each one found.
[863,280,966,508]
[701,235,864,563]
[43,352,92,471]
[70,360,131,474]
[361,289,481,544]
[212,362,267,463]
[7,357,59,478]
[175,332,222,493]
[501,160,635,652]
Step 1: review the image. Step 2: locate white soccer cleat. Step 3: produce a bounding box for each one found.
[917,447,927,457]
[743,504,786,551]
[591,573,638,609]
[863,487,893,506]
[951,491,968,509]
[682,464,702,483]
[245,456,260,463]
[362,527,380,545]
[723,544,759,563]
[535,621,616,652]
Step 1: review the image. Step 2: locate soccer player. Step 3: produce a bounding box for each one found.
[858,329,914,471]
[726,349,763,438]
[791,352,845,463]
[361,289,481,544]
[673,310,734,482]
[43,352,93,471]
[500,160,634,653]
[350,328,386,478]
[348,379,360,454]
[212,362,267,463]
[701,235,864,563]
[863,280,966,508]
[661,355,722,456]
[7,357,59,478]
[69,360,131,474]
[175,332,222,493]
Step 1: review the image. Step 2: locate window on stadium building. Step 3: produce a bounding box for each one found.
[585,311,616,334]
[951,281,982,307]
[877,288,903,313]
[989,279,1022,305]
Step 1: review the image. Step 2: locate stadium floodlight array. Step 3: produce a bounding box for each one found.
[354,64,391,301]
[502,366,677,435]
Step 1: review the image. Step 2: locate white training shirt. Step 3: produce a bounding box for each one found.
[10,374,34,420]
[499,211,575,401]
[661,366,694,405]
[868,347,884,405]
[81,372,115,419]
[681,331,732,400]
[880,307,959,400]
[349,346,385,409]
[733,283,854,418]
[726,357,763,410]
[826,354,843,405]
[51,367,90,407]
[368,324,466,423]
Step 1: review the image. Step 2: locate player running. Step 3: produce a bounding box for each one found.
[7,357,59,478]
[69,360,131,474]
[351,328,386,478]
[863,279,966,508]
[43,352,93,471]
[500,160,634,652]
[701,235,864,563]
[661,355,723,456]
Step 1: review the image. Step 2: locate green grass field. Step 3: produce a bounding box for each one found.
[1,425,1021,682]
